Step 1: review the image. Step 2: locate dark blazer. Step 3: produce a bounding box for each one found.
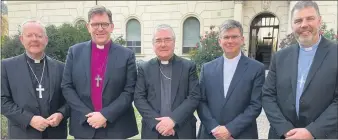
[134,55,202,139]
[1,54,69,139]
[61,40,138,138]
[262,37,338,139]
[197,53,265,139]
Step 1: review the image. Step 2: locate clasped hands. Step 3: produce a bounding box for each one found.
[85,112,107,129]
[284,128,314,139]
[212,125,234,140]
[155,117,176,137]
[29,112,63,132]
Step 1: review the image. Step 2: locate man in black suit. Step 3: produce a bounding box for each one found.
[197,19,265,139]
[262,1,337,139]
[1,20,69,139]
[61,5,138,139]
[134,24,202,139]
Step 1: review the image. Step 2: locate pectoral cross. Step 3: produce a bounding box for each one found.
[297,74,306,89]
[95,75,102,87]
[36,84,44,98]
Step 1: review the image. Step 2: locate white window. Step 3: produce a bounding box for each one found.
[126,19,141,54]
[183,17,200,54]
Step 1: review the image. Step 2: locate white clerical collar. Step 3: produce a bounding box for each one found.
[26,52,46,63]
[161,61,169,64]
[97,45,104,49]
[299,35,321,52]
[224,52,241,62]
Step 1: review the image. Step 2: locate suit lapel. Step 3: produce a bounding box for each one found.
[150,59,161,107]
[82,41,92,96]
[302,38,329,94]
[290,45,299,104]
[289,45,299,121]
[102,43,118,92]
[17,54,38,102]
[222,55,248,107]
[171,56,182,105]
[46,56,56,103]
[215,57,225,102]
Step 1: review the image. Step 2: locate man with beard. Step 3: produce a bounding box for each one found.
[134,24,201,139]
[1,20,69,139]
[61,5,138,139]
[262,1,337,139]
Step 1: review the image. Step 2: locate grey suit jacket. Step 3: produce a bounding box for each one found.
[1,54,69,139]
[262,37,338,139]
[134,55,202,139]
[61,40,138,138]
[197,53,265,139]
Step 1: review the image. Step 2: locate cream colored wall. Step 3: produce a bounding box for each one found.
[6,1,337,60]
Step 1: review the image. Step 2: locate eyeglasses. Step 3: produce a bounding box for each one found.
[90,22,111,29]
[221,35,242,40]
[154,38,174,45]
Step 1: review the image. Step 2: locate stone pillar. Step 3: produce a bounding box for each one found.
[287,1,298,34]
[233,0,243,24]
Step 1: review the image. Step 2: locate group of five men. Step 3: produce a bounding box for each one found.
[1,1,337,139]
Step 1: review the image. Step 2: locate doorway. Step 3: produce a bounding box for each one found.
[249,13,279,70]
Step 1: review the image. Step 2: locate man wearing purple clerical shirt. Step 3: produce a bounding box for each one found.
[61,5,138,139]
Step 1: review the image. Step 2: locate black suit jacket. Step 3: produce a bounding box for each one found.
[61,40,138,138]
[262,37,338,139]
[1,54,69,139]
[197,54,265,139]
[134,55,202,139]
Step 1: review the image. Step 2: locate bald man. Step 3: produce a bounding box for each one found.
[1,20,69,139]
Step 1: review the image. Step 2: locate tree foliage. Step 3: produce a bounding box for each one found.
[1,23,127,62]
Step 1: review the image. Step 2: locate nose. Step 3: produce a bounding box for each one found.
[300,20,309,29]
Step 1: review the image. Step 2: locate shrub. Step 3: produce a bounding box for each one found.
[189,25,223,72]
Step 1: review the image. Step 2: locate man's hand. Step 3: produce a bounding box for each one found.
[86,112,107,129]
[155,117,175,136]
[212,126,231,139]
[47,113,63,127]
[30,116,50,132]
[285,128,314,139]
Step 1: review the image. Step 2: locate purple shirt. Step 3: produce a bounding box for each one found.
[90,40,111,111]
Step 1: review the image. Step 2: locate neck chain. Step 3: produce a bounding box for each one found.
[159,66,171,80]
[27,59,46,87]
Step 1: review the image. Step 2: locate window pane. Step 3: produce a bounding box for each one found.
[183,17,200,49]
[126,19,141,41]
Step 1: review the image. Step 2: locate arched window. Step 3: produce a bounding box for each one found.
[182,17,200,54]
[126,19,141,54]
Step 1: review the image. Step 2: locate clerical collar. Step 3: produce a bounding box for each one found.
[91,40,112,50]
[25,52,46,63]
[299,35,321,52]
[157,55,174,65]
[223,51,241,62]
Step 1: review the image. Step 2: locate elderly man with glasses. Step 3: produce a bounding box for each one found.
[61,5,138,139]
[134,24,202,139]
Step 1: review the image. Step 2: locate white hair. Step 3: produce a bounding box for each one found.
[20,19,47,36]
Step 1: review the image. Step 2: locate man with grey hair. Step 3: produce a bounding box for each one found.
[1,19,69,139]
[62,5,138,139]
[262,1,337,139]
[197,19,265,139]
[134,24,202,139]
